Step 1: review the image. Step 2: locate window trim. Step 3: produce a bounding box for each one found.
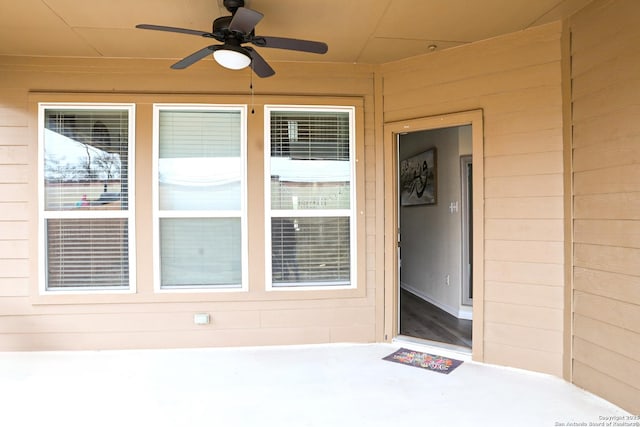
[37,102,137,295]
[151,104,249,293]
[264,105,358,291]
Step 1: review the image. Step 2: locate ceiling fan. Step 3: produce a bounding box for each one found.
[136,0,328,78]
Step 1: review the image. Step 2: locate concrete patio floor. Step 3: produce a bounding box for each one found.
[0,341,632,426]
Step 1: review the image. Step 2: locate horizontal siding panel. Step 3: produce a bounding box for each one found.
[574,219,640,248]
[570,0,640,55]
[574,291,640,334]
[0,259,28,278]
[5,59,375,96]
[574,314,640,363]
[485,219,564,241]
[485,260,564,287]
[0,90,28,126]
[573,360,640,414]
[485,174,563,198]
[572,78,640,122]
[574,267,640,306]
[485,321,563,353]
[485,301,563,331]
[485,196,564,219]
[572,105,640,149]
[0,127,29,148]
[574,193,640,220]
[0,203,28,220]
[484,129,562,157]
[483,85,562,115]
[572,28,640,79]
[0,311,264,334]
[485,281,564,309]
[0,221,29,240]
[485,240,564,264]
[3,295,377,316]
[573,138,640,172]
[0,240,28,259]
[0,279,29,297]
[0,146,29,165]
[572,53,640,101]
[382,22,561,92]
[573,337,640,397]
[574,165,640,195]
[260,307,375,328]
[0,165,29,183]
[330,324,376,343]
[383,63,561,119]
[574,244,640,276]
[484,341,562,376]
[484,108,562,137]
[0,183,30,202]
[382,97,482,125]
[0,327,334,351]
[484,152,563,178]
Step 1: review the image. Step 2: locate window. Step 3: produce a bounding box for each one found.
[153,105,247,291]
[39,104,135,292]
[265,106,356,289]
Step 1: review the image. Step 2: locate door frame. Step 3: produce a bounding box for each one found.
[461,154,473,307]
[383,110,485,362]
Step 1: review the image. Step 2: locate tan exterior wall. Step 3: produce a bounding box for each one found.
[381,22,567,377]
[0,58,381,350]
[569,0,640,414]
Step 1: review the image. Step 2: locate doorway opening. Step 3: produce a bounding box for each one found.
[383,110,484,360]
[396,126,473,349]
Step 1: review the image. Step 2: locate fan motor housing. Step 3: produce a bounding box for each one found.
[223,0,244,13]
[212,15,247,42]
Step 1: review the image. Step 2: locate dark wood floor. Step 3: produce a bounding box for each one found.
[399,288,472,348]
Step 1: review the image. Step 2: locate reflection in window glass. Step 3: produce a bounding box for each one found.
[160,218,241,287]
[44,110,129,211]
[155,106,246,290]
[158,110,242,211]
[271,217,350,286]
[40,105,134,292]
[267,107,355,289]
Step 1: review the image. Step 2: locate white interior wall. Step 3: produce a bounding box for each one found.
[399,125,472,319]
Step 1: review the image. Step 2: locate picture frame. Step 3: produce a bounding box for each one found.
[400,147,437,206]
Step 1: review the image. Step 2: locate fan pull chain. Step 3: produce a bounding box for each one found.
[250,70,255,114]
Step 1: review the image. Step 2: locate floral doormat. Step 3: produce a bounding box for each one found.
[382,348,464,374]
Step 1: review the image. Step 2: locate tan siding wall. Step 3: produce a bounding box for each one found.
[0,57,381,350]
[570,0,640,414]
[381,23,567,376]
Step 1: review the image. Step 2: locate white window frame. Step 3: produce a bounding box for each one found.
[264,105,357,291]
[152,104,248,293]
[38,103,137,294]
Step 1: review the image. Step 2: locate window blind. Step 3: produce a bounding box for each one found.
[268,108,354,288]
[160,218,241,287]
[271,217,350,285]
[270,111,349,161]
[157,107,244,289]
[46,218,129,288]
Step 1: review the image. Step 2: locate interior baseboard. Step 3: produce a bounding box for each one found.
[400,282,472,320]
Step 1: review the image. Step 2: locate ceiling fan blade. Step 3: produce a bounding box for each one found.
[246,48,275,78]
[228,7,264,34]
[252,36,328,54]
[136,24,212,38]
[171,46,218,69]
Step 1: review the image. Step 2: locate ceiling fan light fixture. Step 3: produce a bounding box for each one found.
[213,46,251,70]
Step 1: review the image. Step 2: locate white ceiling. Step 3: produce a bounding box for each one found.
[0,0,593,65]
